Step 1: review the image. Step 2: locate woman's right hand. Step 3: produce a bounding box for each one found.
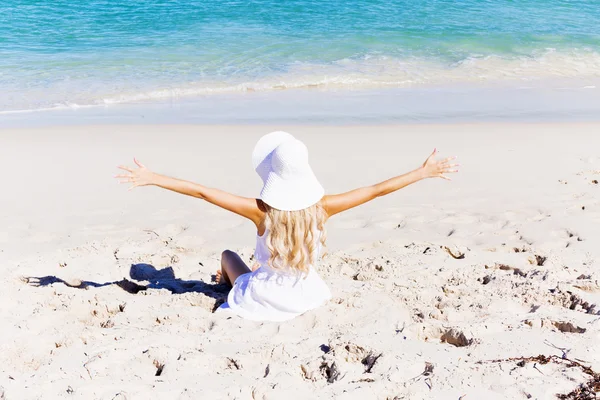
[421,149,459,181]
[116,158,155,190]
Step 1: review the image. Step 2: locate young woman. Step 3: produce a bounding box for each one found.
[116,131,458,321]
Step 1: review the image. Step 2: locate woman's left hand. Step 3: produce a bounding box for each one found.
[421,149,459,180]
[115,158,155,190]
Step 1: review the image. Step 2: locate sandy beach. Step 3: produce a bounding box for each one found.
[1,123,599,399]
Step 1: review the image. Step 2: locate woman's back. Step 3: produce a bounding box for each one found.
[254,228,323,272]
[219,227,331,322]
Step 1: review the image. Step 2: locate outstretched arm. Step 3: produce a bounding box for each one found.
[322,149,458,218]
[116,159,263,225]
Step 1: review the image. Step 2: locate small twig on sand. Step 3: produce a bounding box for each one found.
[533,363,545,375]
[424,377,433,390]
[443,246,465,259]
[408,361,435,390]
[83,354,102,380]
[588,317,600,325]
[544,340,571,359]
[478,354,600,399]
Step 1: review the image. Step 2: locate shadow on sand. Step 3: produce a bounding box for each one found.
[25,263,228,300]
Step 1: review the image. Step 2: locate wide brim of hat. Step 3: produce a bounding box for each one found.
[260,169,325,211]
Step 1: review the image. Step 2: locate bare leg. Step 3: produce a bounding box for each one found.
[216,250,251,287]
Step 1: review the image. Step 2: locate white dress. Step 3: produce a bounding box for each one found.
[218,231,331,321]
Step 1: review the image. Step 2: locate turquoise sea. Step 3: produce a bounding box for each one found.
[1,0,600,120]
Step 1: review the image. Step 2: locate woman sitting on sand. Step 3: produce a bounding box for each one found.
[116,131,458,321]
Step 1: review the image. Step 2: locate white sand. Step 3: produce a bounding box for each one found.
[1,123,599,399]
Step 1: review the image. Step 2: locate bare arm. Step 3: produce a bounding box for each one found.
[116,159,263,225]
[322,149,458,218]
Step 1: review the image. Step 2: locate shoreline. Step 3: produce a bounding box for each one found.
[2,81,600,128]
[3,49,600,114]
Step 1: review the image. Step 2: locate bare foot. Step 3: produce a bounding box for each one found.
[215,270,226,284]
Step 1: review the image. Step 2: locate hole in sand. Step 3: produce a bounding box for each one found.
[551,289,598,315]
[495,264,527,277]
[440,328,473,347]
[553,321,586,334]
[100,320,114,328]
[362,352,383,373]
[535,255,547,266]
[320,361,342,383]
[227,358,242,370]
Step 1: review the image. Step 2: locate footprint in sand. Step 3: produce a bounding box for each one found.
[407,324,475,347]
[524,319,586,333]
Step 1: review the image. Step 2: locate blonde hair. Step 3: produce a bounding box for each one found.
[264,202,327,274]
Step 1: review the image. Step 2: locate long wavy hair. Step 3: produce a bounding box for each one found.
[264,202,327,274]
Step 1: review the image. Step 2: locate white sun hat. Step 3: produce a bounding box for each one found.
[252,131,325,211]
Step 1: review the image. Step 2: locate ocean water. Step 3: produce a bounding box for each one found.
[1,0,600,117]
